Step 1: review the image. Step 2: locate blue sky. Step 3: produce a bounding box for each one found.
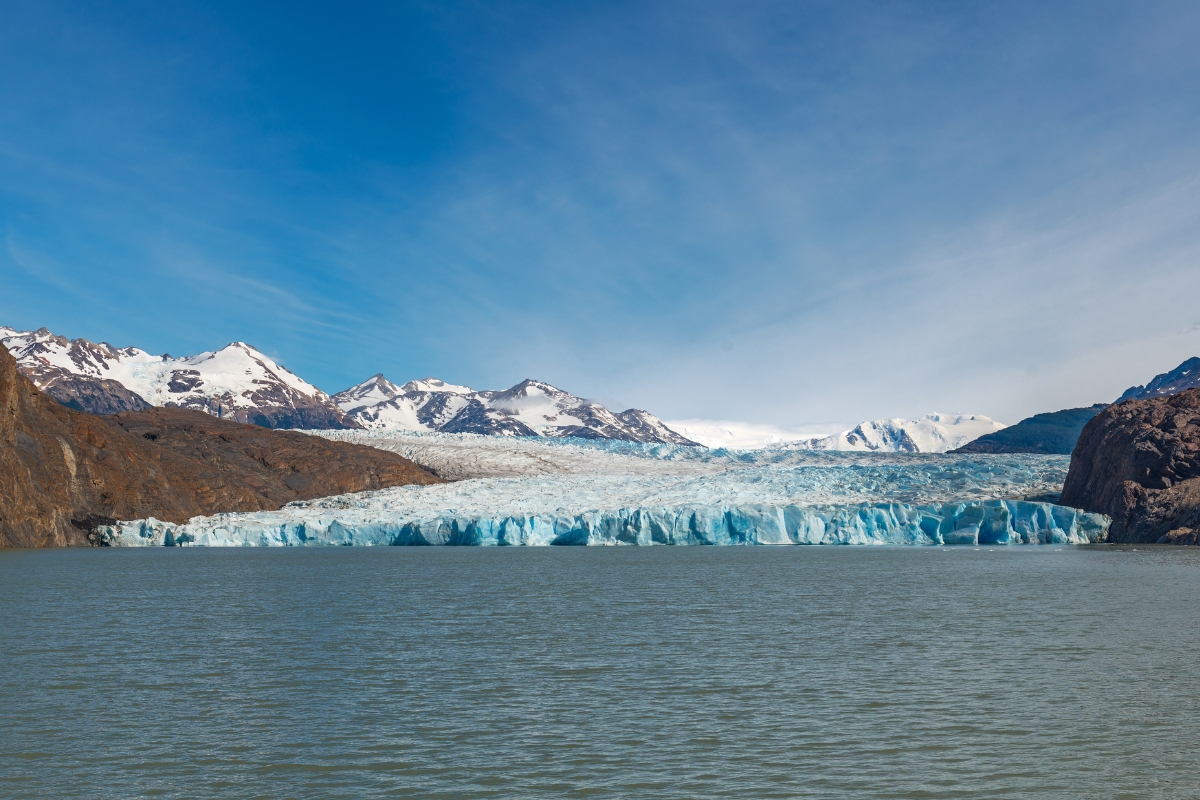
[2,1,1200,426]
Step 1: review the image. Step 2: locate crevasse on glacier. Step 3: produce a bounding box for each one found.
[100,500,1108,547]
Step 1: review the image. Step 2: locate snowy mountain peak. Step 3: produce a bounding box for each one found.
[487,379,576,413]
[399,377,473,395]
[332,374,406,411]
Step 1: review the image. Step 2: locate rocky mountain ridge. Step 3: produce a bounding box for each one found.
[1118,356,1200,402]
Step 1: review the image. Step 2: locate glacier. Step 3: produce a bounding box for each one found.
[96,439,1109,547]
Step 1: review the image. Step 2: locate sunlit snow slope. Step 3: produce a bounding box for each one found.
[781,414,1007,453]
[663,419,841,449]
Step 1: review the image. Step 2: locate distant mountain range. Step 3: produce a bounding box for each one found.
[332,374,696,445]
[12,323,1193,454]
[0,326,695,445]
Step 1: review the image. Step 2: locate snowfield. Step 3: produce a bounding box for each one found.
[781,413,1007,453]
[665,414,1007,453]
[99,432,1108,547]
[662,419,840,449]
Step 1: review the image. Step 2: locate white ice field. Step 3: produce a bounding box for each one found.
[99,432,1110,547]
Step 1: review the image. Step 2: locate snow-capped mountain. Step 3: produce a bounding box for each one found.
[0,326,358,429]
[777,413,1006,453]
[333,376,698,445]
[1,325,696,441]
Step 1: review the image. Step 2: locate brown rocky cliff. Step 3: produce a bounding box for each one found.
[0,345,439,548]
[1060,388,1200,543]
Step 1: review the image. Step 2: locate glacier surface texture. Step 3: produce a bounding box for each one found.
[98,435,1108,547]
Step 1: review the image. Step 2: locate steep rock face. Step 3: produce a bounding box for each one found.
[953,405,1108,455]
[1060,389,1200,543]
[1,327,358,429]
[40,373,154,414]
[0,346,439,548]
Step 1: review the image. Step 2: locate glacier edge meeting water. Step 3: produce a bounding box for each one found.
[100,500,1109,547]
[96,449,1109,547]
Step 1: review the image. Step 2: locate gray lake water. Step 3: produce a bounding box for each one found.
[2,546,1199,799]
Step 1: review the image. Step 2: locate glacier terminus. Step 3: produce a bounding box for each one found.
[99,434,1109,547]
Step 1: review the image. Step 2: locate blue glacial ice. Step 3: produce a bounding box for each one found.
[96,446,1109,547]
[104,499,1107,547]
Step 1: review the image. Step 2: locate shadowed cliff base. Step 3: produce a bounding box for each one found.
[0,346,440,548]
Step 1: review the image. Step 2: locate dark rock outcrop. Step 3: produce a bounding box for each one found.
[41,374,154,414]
[952,405,1108,455]
[435,397,539,437]
[0,345,439,548]
[199,393,361,430]
[1060,389,1200,543]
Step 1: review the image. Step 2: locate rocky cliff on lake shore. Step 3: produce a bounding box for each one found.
[1060,388,1200,544]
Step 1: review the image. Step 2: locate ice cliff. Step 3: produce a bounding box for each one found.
[103,500,1107,547]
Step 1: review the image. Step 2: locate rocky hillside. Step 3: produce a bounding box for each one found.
[0,345,439,548]
[1,326,358,429]
[952,405,1108,455]
[1060,389,1200,544]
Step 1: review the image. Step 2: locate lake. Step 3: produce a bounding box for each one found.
[2,545,1198,798]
